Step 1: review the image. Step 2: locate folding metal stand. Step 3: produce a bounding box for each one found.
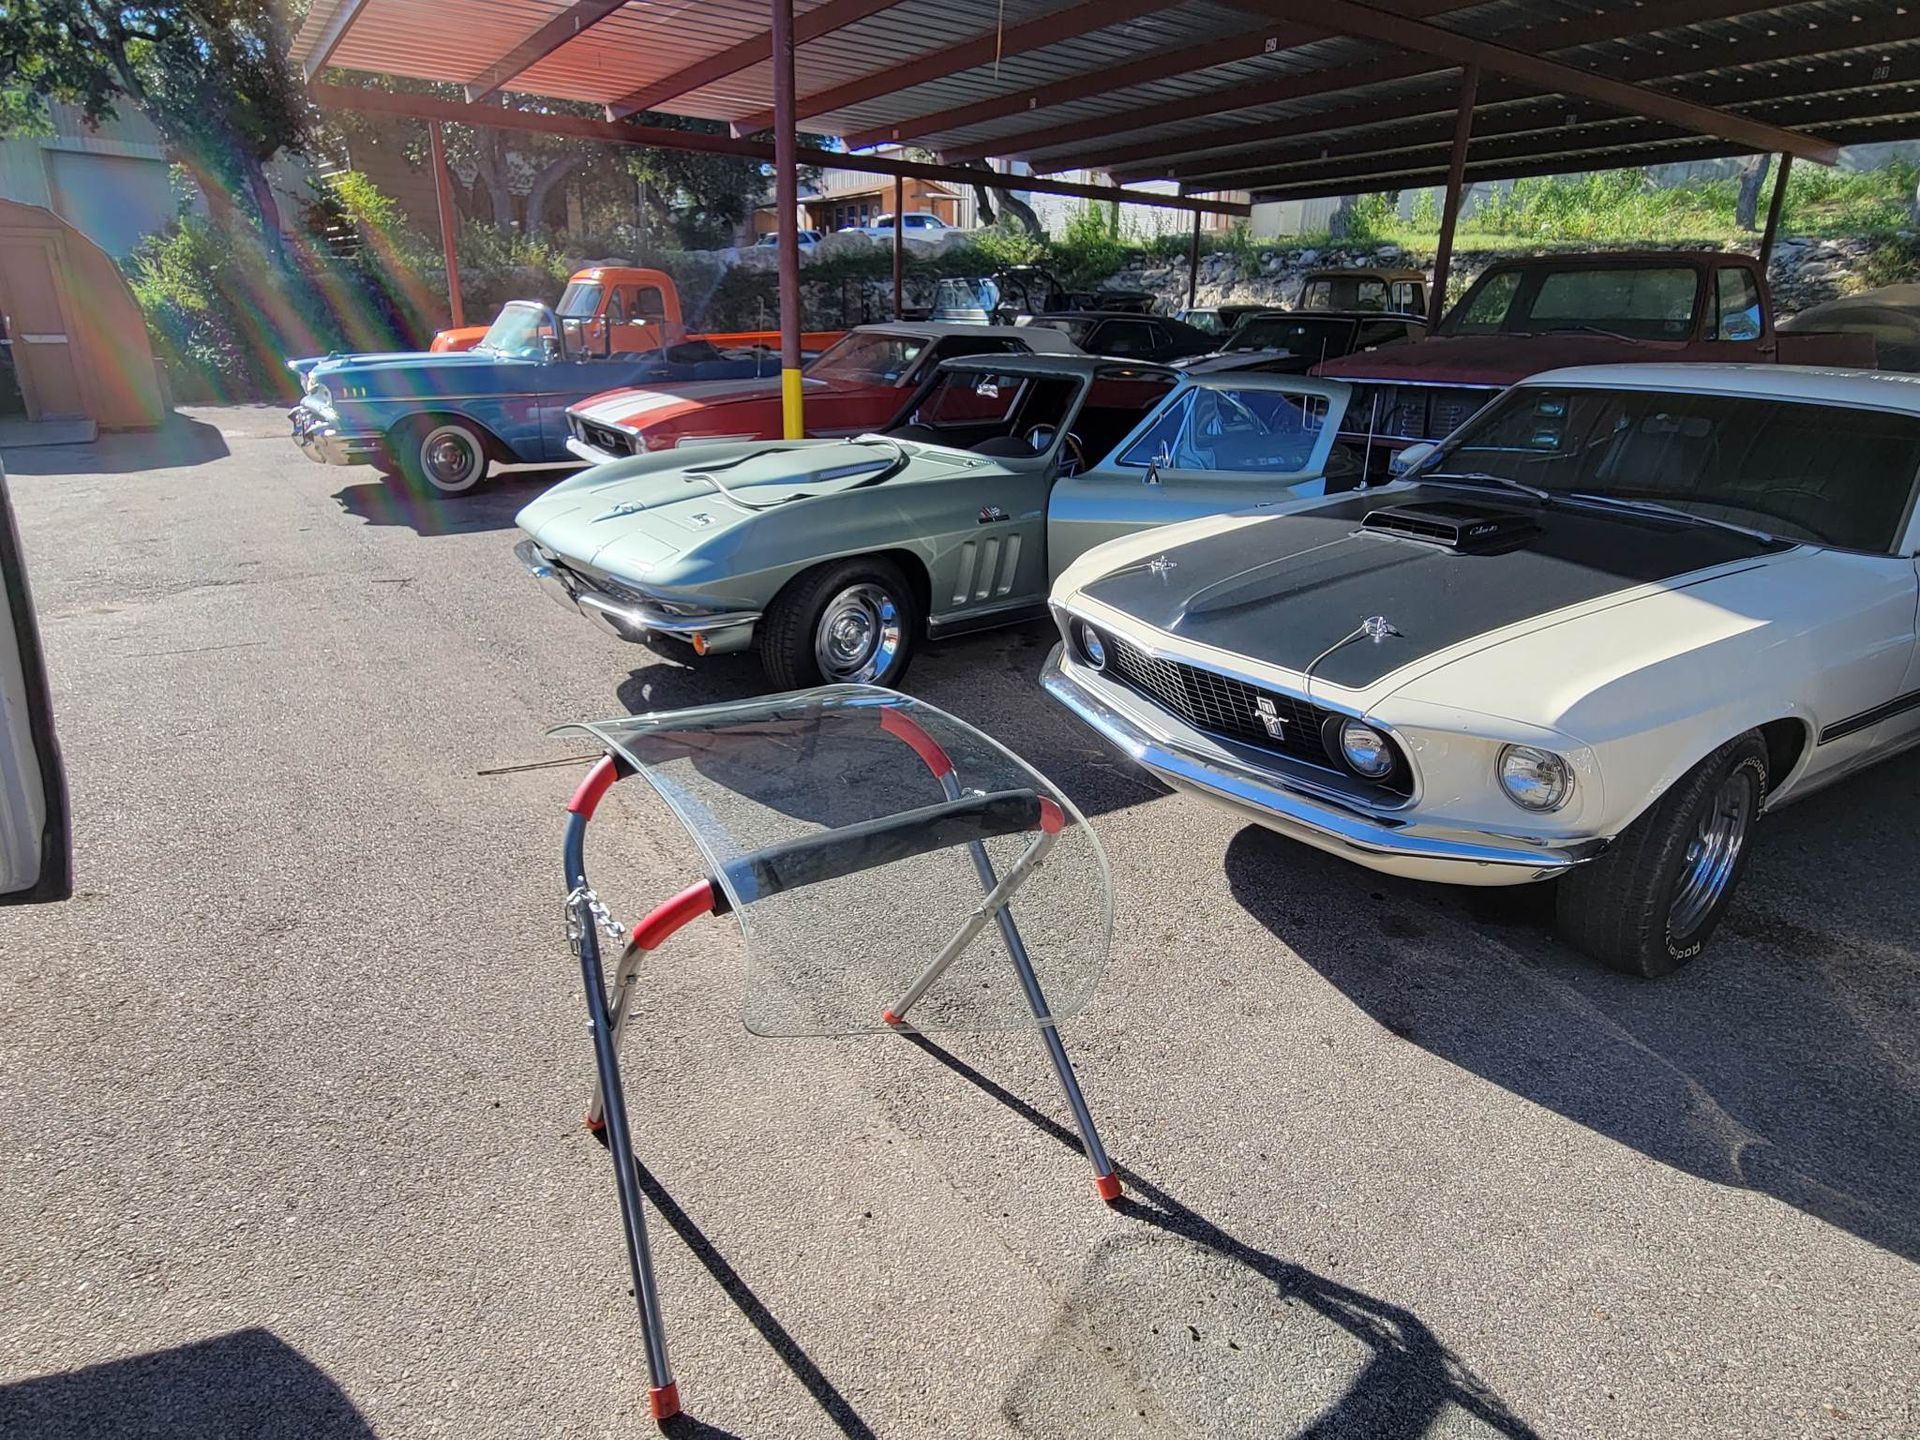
[558,692,1118,1424]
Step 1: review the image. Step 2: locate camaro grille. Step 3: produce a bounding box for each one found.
[1107,637,1339,770]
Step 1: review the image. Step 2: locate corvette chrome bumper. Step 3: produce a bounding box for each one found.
[1042,645,1604,886]
[513,539,759,654]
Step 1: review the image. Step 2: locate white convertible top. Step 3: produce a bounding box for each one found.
[1526,363,1920,414]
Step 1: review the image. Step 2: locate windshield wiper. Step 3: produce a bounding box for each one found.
[1418,470,1552,503]
[1564,491,1778,544]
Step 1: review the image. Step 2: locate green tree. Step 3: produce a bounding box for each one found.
[0,0,309,251]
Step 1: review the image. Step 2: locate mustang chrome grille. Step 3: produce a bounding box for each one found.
[1108,637,1337,768]
[1103,636,1412,797]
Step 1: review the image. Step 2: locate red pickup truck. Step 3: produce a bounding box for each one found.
[430,265,842,358]
[1316,251,1872,464]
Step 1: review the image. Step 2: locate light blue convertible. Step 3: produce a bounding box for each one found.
[288,301,779,496]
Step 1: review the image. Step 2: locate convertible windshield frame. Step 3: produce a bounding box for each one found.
[478,300,556,360]
[1406,383,1920,556]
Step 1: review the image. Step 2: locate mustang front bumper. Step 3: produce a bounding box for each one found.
[289,404,382,467]
[514,538,760,654]
[1042,645,1604,887]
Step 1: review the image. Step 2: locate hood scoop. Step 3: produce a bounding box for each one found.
[1359,499,1538,554]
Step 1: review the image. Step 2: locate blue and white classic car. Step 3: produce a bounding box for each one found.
[288,301,780,496]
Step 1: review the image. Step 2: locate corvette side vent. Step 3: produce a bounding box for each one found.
[1360,500,1537,553]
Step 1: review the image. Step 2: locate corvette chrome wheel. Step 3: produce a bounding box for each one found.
[1667,768,1756,937]
[813,583,902,683]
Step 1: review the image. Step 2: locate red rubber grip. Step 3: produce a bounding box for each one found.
[880,706,955,779]
[1094,1173,1123,1204]
[568,755,622,818]
[632,881,719,952]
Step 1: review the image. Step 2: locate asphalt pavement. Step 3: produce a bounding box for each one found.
[0,407,1913,1439]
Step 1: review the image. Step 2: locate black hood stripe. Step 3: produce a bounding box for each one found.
[1081,486,1784,690]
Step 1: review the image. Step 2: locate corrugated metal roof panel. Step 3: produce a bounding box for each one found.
[291,0,1920,186]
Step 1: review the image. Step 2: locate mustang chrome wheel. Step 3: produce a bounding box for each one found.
[813,583,902,683]
[1668,769,1756,937]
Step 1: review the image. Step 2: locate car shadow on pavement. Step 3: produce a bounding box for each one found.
[1220,750,1920,1265]
[894,1034,1540,1439]
[332,467,568,537]
[0,412,230,475]
[0,1328,374,1438]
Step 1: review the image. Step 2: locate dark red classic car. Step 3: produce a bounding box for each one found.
[1316,251,1872,466]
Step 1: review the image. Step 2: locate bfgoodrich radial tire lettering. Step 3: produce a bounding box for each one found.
[758,557,919,690]
[1554,731,1769,977]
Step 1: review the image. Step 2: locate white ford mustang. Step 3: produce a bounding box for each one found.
[1045,364,1920,976]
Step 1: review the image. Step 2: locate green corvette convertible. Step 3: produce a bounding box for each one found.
[513,353,1354,688]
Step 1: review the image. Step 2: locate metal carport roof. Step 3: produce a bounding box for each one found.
[294,0,1920,200]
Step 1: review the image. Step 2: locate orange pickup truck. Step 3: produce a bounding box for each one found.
[430,265,843,357]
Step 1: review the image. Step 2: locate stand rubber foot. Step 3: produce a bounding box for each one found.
[584,1113,606,1133]
[1094,1173,1123,1205]
[881,1010,903,1027]
[649,1382,681,1422]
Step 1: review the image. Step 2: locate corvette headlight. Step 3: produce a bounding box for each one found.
[1498,745,1573,811]
[1337,719,1395,777]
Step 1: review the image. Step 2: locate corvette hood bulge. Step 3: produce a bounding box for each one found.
[1076,485,1787,691]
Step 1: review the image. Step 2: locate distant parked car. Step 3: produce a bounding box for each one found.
[855,212,957,238]
[1179,309,1425,375]
[516,359,1351,689]
[288,301,787,496]
[1777,284,1920,372]
[1175,304,1272,337]
[1299,267,1428,316]
[755,230,822,250]
[1049,362,1920,977]
[1027,311,1216,363]
[563,321,1080,462]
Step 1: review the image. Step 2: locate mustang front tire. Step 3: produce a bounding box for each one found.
[1555,730,1768,977]
[759,557,919,690]
[394,417,492,497]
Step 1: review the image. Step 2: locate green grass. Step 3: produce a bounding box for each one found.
[1358,163,1917,250]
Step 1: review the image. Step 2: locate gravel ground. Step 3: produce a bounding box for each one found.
[0,407,1914,1440]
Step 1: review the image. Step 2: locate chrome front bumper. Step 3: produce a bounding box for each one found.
[289,406,381,467]
[1042,645,1604,886]
[513,538,759,654]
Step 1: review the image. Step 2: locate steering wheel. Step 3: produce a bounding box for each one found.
[1027,425,1087,474]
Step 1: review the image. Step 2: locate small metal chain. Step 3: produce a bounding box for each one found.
[564,885,628,952]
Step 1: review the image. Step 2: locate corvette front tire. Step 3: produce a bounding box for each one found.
[1555,730,1768,977]
[758,557,919,690]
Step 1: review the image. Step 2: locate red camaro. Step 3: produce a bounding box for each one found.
[563,321,1081,462]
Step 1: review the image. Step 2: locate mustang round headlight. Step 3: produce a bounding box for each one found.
[1075,621,1107,669]
[1498,745,1573,811]
[1338,719,1395,777]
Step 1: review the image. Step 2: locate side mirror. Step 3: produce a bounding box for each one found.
[1390,441,1437,478]
[541,335,562,364]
